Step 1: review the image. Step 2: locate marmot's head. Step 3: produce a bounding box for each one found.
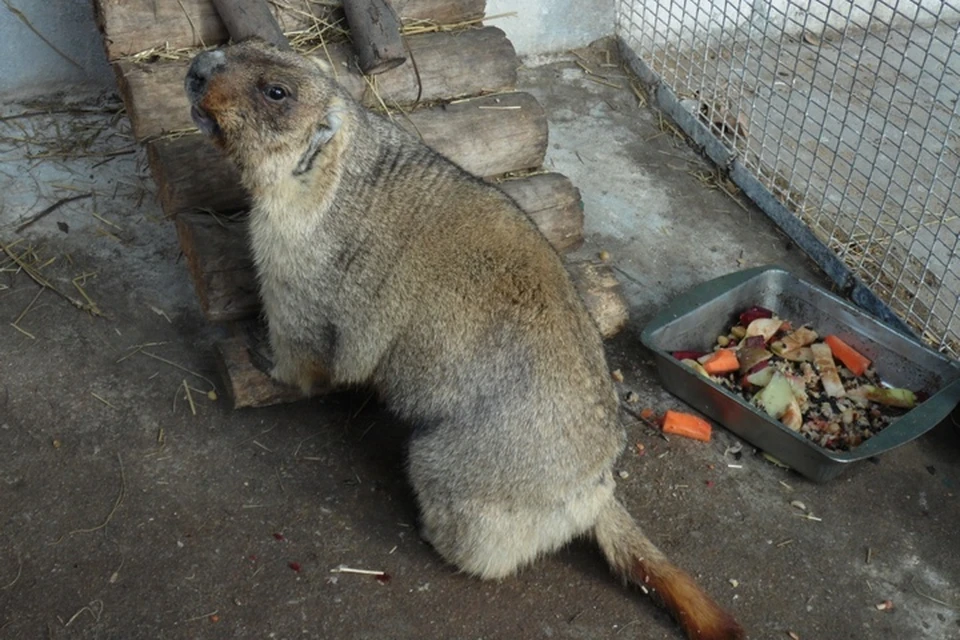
[185,40,348,178]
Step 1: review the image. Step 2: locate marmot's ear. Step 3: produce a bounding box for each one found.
[308,55,334,74]
[293,110,343,176]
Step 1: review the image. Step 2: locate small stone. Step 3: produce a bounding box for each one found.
[611,369,624,383]
[52,439,62,449]
[728,579,739,588]
[598,250,611,262]
[618,470,629,479]
[625,391,640,404]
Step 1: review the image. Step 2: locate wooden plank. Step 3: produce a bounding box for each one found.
[343,0,406,74]
[175,212,257,321]
[94,0,486,61]
[210,0,291,49]
[149,91,546,215]
[215,327,304,409]
[147,137,247,215]
[174,172,583,322]
[116,26,516,141]
[216,260,629,408]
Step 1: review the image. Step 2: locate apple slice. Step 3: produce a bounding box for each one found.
[811,342,846,398]
[753,371,795,420]
[745,317,784,343]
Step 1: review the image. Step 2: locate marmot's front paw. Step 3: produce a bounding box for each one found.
[270,358,330,397]
[269,360,307,390]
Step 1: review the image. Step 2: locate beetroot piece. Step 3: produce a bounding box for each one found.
[739,306,774,327]
[742,360,775,388]
[746,359,772,376]
[742,335,767,350]
[672,350,707,361]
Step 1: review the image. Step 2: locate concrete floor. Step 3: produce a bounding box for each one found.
[2,44,959,639]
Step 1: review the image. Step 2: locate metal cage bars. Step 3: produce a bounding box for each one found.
[617,0,960,356]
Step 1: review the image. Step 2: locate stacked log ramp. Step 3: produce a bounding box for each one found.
[93,0,628,408]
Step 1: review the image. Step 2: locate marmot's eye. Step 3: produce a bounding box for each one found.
[264,85,289,102]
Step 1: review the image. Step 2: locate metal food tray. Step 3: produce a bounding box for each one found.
[640,266,960,482]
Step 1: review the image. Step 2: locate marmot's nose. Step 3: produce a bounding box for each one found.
[185,49,227,100]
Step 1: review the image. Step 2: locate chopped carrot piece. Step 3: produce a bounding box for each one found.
[700,349,740,375]
[824,335,871,376]
[662,410,712,442]
[639,407,655,421]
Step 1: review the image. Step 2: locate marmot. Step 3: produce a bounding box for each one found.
[185,41,743,640]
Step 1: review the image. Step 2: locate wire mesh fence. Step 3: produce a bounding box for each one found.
[616,0,960,356]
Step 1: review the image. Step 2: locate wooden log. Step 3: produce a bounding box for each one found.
[93,0,485,61]
[116,26,516,142]
[216,260,629,408]
[149,91,546,215]
[500,173,583,252]
[401,91,546,179]
[565,261,629,339]
[392,0,484,22]
[174,172,583,322]
[356,27,517,108]
[210,0,291,49]
[342,0,407,74]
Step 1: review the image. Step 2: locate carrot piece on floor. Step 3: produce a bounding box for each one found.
[823,335,871,376]
[700,349,740,375]
[639,407,655,421]
[662,410,712,442]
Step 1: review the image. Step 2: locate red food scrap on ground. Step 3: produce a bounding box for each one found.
[273,532,285,541]
[375,573,392,584]
[288,562,301,573]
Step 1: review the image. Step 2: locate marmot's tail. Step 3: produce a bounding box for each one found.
[594,499,744,640]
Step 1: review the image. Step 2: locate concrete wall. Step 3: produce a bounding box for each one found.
[486,0,616,56]
[619,0,959,46]
[0,0,114,101]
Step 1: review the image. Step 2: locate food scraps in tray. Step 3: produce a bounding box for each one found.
[672,306,921,452]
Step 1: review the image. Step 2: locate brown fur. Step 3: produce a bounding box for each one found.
[184,40,744,640]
